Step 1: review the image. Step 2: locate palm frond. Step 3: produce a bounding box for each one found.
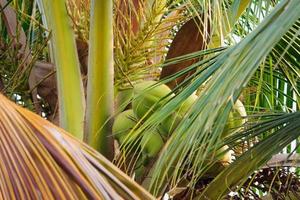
[142,0,300,195]
[0,93,154,199]
[199,112,300,199]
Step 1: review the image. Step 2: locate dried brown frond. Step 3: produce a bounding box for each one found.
[0,93,154,199]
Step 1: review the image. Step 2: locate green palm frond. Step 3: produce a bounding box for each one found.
[132,0,300,196]
[199,112,300,199]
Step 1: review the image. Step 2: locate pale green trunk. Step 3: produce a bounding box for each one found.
[85,0,114,159]
[40,0,85,139]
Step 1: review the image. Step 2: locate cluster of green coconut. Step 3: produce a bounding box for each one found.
[113,81,247,176]
[113,81,173,159]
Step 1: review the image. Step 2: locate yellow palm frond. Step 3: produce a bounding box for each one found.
[0,93,154,199]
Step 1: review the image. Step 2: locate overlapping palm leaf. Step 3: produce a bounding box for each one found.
[199,112,300,199]
[117,0,300,196]
[0,93,154,199]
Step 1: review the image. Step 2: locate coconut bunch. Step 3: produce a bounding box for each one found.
[113,80,247,181]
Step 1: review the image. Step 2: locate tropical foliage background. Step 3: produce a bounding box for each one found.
[0,0,300,199]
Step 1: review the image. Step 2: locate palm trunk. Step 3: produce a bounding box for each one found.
[85,0,114,159]
[40,0,85,139]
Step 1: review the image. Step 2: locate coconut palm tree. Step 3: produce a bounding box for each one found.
[0,0,300,199]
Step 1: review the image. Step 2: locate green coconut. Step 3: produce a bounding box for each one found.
[205,145,232,166]
[177,93,198,115]
[158,93,198,137]
[112,109,137,144]
[217,145,232,165]
[134,164,146,182]
[158,112,182,137]
[132,81,174,119]
[203,145,233,177]
[115,88,134,111]
[222,99,247,138]
[133,154,148,181]
[141,131,164,158]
